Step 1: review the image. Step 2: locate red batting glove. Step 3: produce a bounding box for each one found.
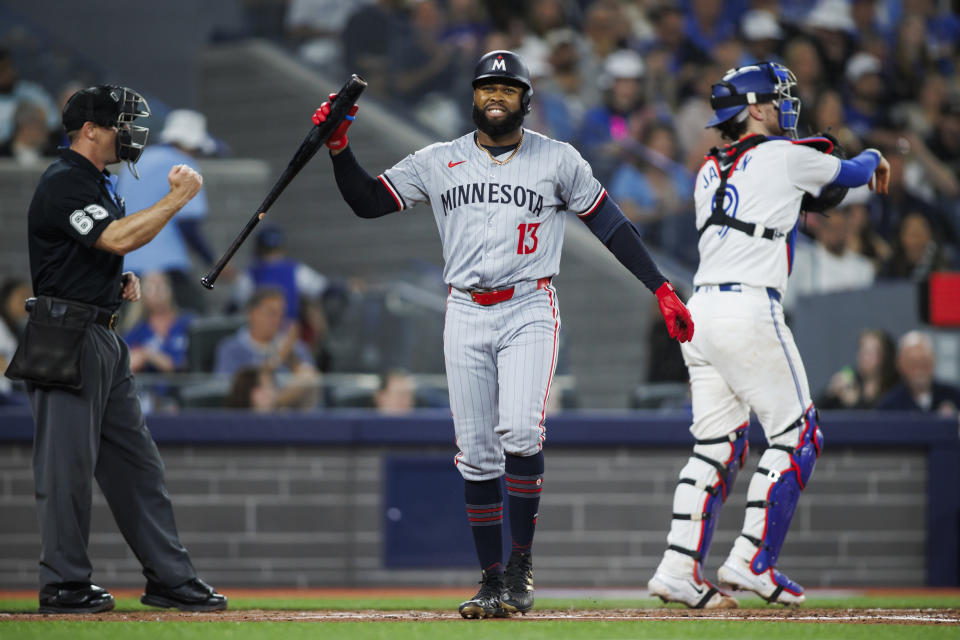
[312,93,359,150]
[655,282,694,343]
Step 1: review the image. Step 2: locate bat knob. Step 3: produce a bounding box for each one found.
[200,276,215,290]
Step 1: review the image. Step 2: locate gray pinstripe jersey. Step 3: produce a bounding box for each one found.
[379,128,605,290]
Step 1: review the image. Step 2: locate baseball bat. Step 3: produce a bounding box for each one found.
[200,74,368,290]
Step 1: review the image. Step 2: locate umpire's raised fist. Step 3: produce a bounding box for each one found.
[168,164,203,201]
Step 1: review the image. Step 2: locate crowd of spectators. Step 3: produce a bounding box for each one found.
[283,0,960,278]
[0,48,65,166]
[1,0,959,414]
[821,327,960,414]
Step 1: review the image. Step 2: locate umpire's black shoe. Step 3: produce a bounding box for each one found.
[502,551,534,614]
[458,570,509,619]
[39,582,115,614]
[141,577,227,612]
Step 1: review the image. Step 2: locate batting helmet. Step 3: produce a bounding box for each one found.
[472,50,533,114]
[707,62,800,137]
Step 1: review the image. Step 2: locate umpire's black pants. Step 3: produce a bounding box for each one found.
[29,323,196,589]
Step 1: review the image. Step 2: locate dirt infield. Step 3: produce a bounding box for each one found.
[3,588,959,624]
[3,608,959,625]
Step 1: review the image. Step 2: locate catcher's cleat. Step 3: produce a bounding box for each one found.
[502,551,534,614]
[458,570,510,619]
[717,556,805,605]
[648,570,738,609]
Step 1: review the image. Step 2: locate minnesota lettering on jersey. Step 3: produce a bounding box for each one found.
[440,182,544,216]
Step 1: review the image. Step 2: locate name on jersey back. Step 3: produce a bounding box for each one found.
[702,153,754,190]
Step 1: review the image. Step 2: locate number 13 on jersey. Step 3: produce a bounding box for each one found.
[517,223,540,255]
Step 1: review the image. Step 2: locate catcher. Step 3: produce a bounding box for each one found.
[647,61,889,609]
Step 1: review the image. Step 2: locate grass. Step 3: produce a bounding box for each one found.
[3,620,960,640]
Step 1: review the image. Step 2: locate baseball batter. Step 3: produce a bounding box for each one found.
[647,62,890,609]
[314,50,694,618]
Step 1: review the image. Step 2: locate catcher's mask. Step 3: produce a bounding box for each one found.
[62,85,151,178]
[707,62,800,138]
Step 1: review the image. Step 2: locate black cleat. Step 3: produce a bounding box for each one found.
[141,577,227,612]
[458,570,509,619]
[502,551,534,614]
[38,582,115,614]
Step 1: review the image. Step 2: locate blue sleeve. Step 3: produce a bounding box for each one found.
[123,322,150,347]
[578,195,667,293]
[831,150,881,188]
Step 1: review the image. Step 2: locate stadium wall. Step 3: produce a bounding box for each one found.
[0,409,956,590]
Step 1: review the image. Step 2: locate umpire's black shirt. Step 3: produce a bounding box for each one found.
[28,149,126,312]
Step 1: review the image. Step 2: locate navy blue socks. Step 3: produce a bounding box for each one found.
[465,452,545,572]
[505,451,544,553]
[464,479,503,574]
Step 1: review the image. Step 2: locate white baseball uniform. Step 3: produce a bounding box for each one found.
[686,140,839,437]
[659,138,840,578]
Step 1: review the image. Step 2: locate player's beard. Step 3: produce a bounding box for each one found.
[472,103,524,139]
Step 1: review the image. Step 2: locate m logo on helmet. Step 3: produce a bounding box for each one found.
[473,50,534,114]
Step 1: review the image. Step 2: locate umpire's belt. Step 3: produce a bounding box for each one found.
[694,282,782,303]
[455,277,552,306]
[26,296,120,330]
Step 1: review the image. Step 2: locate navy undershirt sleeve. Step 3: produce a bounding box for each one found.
[579,195,667,293]
[330,146,400,218]
[830,150,881,187]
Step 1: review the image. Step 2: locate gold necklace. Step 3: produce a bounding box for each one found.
[476,130,524,166]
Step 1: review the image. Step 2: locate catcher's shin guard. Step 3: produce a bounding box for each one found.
[737,404,823,573]
[664,422,749,566]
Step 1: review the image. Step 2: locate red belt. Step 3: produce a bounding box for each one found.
[463,277,552,306]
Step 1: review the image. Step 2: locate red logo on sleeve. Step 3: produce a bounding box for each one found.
[448,160,467,168]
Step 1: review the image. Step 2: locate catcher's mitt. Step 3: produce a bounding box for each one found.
[800,132,848,213]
